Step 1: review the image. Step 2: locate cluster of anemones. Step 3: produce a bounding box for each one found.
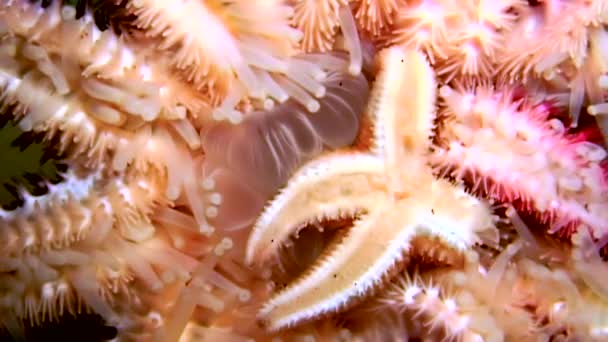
[0,0,607,341]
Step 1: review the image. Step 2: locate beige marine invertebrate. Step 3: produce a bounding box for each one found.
[245,47,496,331]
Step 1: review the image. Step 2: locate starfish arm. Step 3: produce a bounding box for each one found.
[245,152,386,265]
[366,47,437,192]
[258,202,415,331]
[401,178,497,251]
[257,178,496,331]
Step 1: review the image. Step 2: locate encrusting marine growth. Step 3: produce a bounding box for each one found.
[1,0,608,341]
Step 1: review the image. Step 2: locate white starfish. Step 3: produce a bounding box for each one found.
[245,47,496,331]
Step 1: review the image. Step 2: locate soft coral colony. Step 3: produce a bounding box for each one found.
[0,0,608,341]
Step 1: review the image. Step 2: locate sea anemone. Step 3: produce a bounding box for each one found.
[432,82,608,240]
[127,0,357,124]
[201,54,370,230]
[289,0,363,76]
[352,0,400,37]
[497,0,608,136]
[0,13,211,218]
[292,0,350,53]
[0,161,188,338]
[498,0,605,82]
[383,1,522,81]
[1,1,211,116]
[126,0,301,92]
[379,273,487,341]
[572,26,608,146]
[382,0,455,64]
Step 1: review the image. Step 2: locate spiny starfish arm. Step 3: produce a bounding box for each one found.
[257,203,410,331]
[258,180,493,331]
[366,47,436,191]
[408,177,497,251]
[245,152,385,265]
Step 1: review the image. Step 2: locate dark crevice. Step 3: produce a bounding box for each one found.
[0,114,66,211]
[1,312,117,342]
